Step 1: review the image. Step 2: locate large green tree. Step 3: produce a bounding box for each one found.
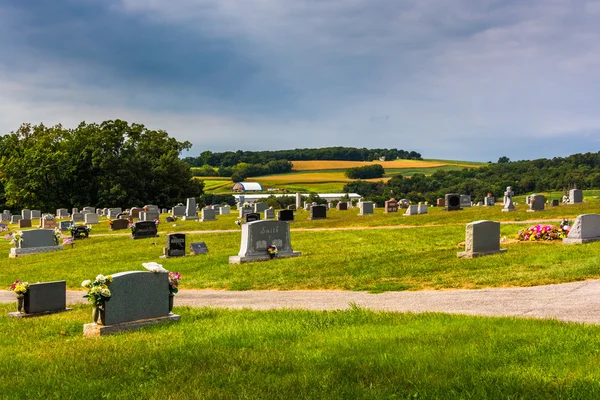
[0,120,203,210]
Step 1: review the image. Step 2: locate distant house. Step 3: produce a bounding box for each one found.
[232,182,263,192]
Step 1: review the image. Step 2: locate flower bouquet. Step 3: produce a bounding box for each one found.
[10,279,29,313]
[53,227,62,246]
[517,221,571,241]
[267,245,278,259]
[168,271,181,294]
[82,274,112,324]
[10,231,23,248]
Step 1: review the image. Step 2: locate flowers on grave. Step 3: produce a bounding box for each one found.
[168,271,181,294]
[43,214,55,220]
[267,245,278,259]
[516,222,570,241]
[53,227,61,245]
[10,280,29,298]
[82,274,113,307]
[10,231,23,247]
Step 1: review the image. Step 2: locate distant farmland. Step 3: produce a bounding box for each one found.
[195,159,484,193]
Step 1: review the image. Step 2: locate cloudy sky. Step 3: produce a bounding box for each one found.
[1,0,599,161]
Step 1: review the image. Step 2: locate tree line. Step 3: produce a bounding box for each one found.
[192,159,293,181]
[0,121,203,211]
[343,153,600,206]
[184,147,422,167]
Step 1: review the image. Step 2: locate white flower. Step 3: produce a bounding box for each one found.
[100,288,111,297]
[81,280,91,287]
[142,262,167,273]
[96,274,106,283]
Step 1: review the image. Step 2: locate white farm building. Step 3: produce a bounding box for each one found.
[232,182,263,192]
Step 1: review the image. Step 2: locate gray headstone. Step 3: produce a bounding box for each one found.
[220,205,231,215]
[484,196,495,206]
[182,198,198,220]
[458,220,506,258]
[82,207,95,214]
[21,209,31,220]
[23,281,67,314]
[253,202,268,213]
[417,204,428,214]
[239,206,253,218]
[20,229,56,248]
[460,195,472,208]
[84,213,99,224]
[31,210,42,219]
[103,271,170,325]
[229,220,301,263]
[527,194,545,212]
[59,221,73,232]
[295,193,302,209]
[11,215,21,224]
[359,201,374,215]
[72,208,79,214]
[107,208,123,219]
[172,205,186,217]
[72,213,84,223]
[201,208,217,222]
[264,208,275,220]
[502,186,515,212]
[404,205,418,215]
[164,233,186,257]
[564,214,600,244]
[569,189,583,204]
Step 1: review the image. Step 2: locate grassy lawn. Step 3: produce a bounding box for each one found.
[2,304,600,399]
[3,218,600,292]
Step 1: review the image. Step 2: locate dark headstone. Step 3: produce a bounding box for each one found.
[132,221,158,239]
[384,199,398,213]
[71,225,90,239]
[59,221,73,232]
[309,205,327,220]
[445,194,461,211]
[18,219,32,228]
[110,219,129,231]
[41,218,57,229]
[190,242,209,255]
[23,281,67,314]
[244,213,260,223]
[337,202,348,211]
[551,199,560,207]
[130,207,143,219]
[164,233,186,257]
[278,209,294,221]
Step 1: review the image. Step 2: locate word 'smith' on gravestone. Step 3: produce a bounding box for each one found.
[83,271,180,337]
[9,280,71,318]
[10,229,63,258]
[457,220,507,259]
[162,233,186,258]
[229,220,301,264]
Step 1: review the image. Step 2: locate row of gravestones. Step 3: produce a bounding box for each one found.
[8,273,180,338]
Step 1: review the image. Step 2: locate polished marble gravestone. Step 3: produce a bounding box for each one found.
[563,214,600,244]
[163,233,186,257]
[8,280,71,317]
[190,242,209,255]
[10,229,63,258]
[132,221,158,239]
[229,220,301,263]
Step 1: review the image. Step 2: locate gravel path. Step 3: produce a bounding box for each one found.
[2,279,599,324]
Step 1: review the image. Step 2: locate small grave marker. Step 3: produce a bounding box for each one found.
[190,242,209,255]
[163,233,186,257]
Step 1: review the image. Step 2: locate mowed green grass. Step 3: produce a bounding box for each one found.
[3,217,600,292]
[2,304,600,399]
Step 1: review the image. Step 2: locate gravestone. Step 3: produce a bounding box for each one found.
[212,205,221,214]
[190,242,209,255]
[102,208,108,216]
[296,193,302,209]
[484,196,495,206]
[239,206,253,218]
[96,209,102,215]
[140,205,160,221]
[399,199,410,208]
[476,202,483,206]
[71,225,90,239]
[527,194,545,212]
[563,214,600,244]
[82,207,95,214]
[309,205,327,220]
[130,207,143,219]
[163,233,186,257]
[245,213,260,223]
[132,221,158,239]
[59,221,73,232]
[8,280,70,317]
[41,218,57,229]
[10,229,63,257]
[569,189,583,204]
[384,199,398,213]
[253,202,268,213]
[550,199,560,207]
[404,205,418,216]
[457,220,506,258]
[161,208,167,214]
[165,216,176,223]
[200,208,217,222]
[72,213,84,223]
[460,195,472,208]
[417,204,428,214]
[84,213,99,224]
[72,208,78,214]
[182,198,198,220]
[31,210,42,219]
[83,271,179,337]
[220,205,231,215]
[436,198,445,207]
[110,219,129,231]
[502,186,515,212]
[171,204,186,217]
[359,201,374,215]
[337,202,348,211]
[229,220,301,263]
[107,208,123,219]
[445,194,461,211]
[264,208,275,220]
[0,223,7,231]
[11,215,20,224]
[278,209,294,222]
[18,219,32,228]
[22,209,31,220]
[1,210,10,222]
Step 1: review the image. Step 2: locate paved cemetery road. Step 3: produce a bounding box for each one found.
[89,218,567,237]
[2,278,600,324]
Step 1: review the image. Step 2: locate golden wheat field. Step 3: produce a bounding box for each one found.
[253,171,388,182]
[291,160,472,171]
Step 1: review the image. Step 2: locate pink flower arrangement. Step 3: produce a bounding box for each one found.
[517,220,570,241]
[168,271,181,294]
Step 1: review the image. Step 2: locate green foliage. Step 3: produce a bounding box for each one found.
[345,164,385,179]
[184,147,422,167]
[0,121,203,210]
[199,193,236,208]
